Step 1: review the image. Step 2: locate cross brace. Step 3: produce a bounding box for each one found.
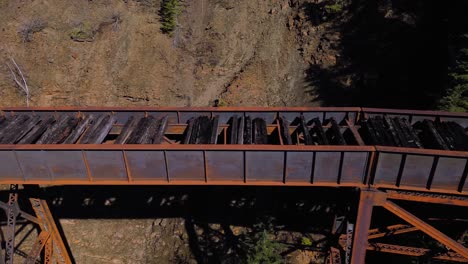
[0,187,72,264]
[349,188,468,264]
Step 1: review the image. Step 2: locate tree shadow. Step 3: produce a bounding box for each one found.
[303,0,447,109]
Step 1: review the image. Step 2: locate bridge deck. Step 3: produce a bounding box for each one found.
[0,107,467,195]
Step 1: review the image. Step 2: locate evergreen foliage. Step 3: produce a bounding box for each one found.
[324,2,344,15]
[440,34,468,112]
[160,0,180,35]
[240,217,284,264]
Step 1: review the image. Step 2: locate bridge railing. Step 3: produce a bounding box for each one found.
[0,107,466,195]
[372,146,468,194]
[0,144,372,187]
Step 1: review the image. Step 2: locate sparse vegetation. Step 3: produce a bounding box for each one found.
[69,22,96,42]
[111,13,122,31]
[324,2,344,15]
[240,217,284,264]
[18,18,46,43]
[301,237,313,246]
[324,3,343,14]
[160,0,180,35]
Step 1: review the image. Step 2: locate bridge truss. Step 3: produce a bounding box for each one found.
[0,107,466,263]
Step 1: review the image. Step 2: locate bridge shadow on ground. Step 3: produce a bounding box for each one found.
[303,0,448,109]
[0,186,465,263]
[0,186,359,263]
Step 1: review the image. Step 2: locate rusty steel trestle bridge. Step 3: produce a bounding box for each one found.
[0,107,466,263]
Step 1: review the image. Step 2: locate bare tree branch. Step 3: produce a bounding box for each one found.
[5,56,30,106]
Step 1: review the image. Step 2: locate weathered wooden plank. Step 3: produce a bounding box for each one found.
[237,116,245,145]
[434,121,456,150]
[48,117,80,144]
[0,115,39,144]
[87,115,117,144]
[77,114,108,144]
[9,115,42,144]
[196,116,212,144]
[228,115,238,144]
[252,118,268,144]
[126,116,151,144]
[115,116,137,144]
[153,116,169,144]
[417,120,449,150]
[140,116,160,144]
[244,116,252,144]
[0,115,30,143]
[400,118,423,148]
[389,117,410,148]
[63,114,94,144]
[183,118,195,144]
[37,116,73,144]
[0,116,6,127]
[372,116,395,146]
[18,116,55,144]
[368,118,385,145]
[300,115,313,145]
[0,115,17,134]
[312,118,329,145]
[210,115,219,144]
[79,114,112,144]
[189,117,201,144]
[383,115,402,147]
[446,121,468,151]
[327,118,346,145]
[279,116,292,145]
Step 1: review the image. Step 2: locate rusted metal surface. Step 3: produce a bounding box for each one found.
[367,243,468,262]
[367,224,418,239]
[0,144,373,187]
[328,247,342,264]
[350,190,376,264]
[0,191,69,264]
[386,190,468,206]
[30,198,73,264]
[383,200,468,259]
[371,146,467,194]
[0,107,465,195]
[340,224,418,244]
[44,239,53,264]
[25,231,50,264]
[5,184,18,264]
[0,105,466,264]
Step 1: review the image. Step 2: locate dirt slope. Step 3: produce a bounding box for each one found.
[0,0,316,108]
[0,1,439,263]
[0,1,325,263]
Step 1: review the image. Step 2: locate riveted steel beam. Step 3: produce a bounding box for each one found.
[386,190,468,206]
[368,242,468,262]
[383,200,468,259]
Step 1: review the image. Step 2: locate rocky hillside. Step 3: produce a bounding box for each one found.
[0,0,321,107]
[0,0,452,263]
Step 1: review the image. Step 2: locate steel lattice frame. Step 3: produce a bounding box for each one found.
[5,184,18,264]
[0,189,71,264]
[347,188,468,264]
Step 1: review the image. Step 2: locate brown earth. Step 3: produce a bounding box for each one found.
[0,0,325,108]
[0,0,346,263]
